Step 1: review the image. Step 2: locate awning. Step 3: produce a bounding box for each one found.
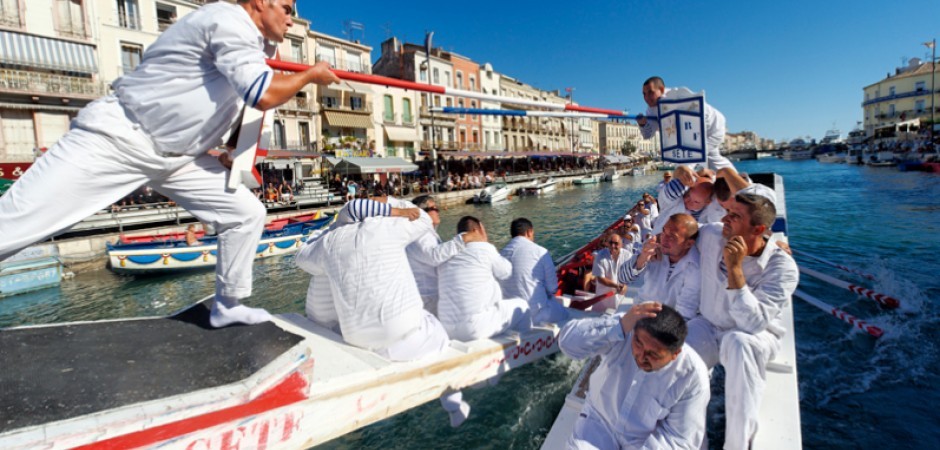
[384,125,419,142]
[332,157,418,174]
[323,156,342,166]
[323,111,372,129]
[0,30,97,74]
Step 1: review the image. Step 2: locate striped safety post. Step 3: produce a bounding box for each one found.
[793,249,876,281]
[794,290,884,338]
[799,266,900,309]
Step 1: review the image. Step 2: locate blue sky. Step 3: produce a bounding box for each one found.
[298,0,939,142]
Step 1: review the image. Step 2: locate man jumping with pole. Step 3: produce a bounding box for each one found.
[0,0,339,327]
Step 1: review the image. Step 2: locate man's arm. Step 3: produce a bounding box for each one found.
[630,378,709,450]
[256,63,340,110]
[726,247,799,334]
[558,316,624,360]
[489,246,514,280]
[410,231,465,266]
[538,250,559,298]
[673,264,702,321]
[704,103,734,171]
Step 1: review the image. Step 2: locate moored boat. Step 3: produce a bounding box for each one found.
[519,177,557,195]
[106,216,333,274]
[600,168,620,182]
[473,183,510,203]
[572,174,600,185]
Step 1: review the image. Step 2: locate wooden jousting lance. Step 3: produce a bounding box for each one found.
[793,290,884,338]
[265,60,627,116]
[792,249,876,281]
[798,266,900,309]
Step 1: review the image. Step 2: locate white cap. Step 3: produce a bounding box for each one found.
[737,183,777,207]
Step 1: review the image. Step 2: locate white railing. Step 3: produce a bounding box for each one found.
[0,69,107,97]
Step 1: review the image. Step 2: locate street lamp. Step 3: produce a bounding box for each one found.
[424,31,439,185]
[927,39,936,143]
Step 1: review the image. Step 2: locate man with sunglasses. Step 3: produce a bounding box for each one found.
[559,303,709,449]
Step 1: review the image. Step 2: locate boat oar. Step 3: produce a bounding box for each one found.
[798,266,900,309]
[794,290,884,338]
[792,249,876,281]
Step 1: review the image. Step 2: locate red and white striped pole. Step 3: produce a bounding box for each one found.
[794,290,884,338]
[265,59,626,116]
[793,249,876,281]
[799,266,900,309]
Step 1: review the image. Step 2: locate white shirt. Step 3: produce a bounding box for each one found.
[295,213,435,350]
[499,236,558,309]
[696,223,799,337]
[406,230,464,305]
[640,87,733,171]
[437,241,512,328]
[619,246,702,320]
[110,2,274,155]
[559,316,709,449]
[592,248,632,297]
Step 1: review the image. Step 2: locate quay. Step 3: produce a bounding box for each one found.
[37,167,644,275]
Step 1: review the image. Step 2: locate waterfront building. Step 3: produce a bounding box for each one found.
[310,31,373,157]
[444,52,482,151]
[577,117,594,153]
[598,120,626,155]
[268,14,318,153]
[373,37,458,152]
[863,58,939,137]
[479,63,503,151]
[371,83,420,159]
[499,76,570,153]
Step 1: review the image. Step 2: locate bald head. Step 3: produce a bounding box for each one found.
[683,182,713,212]
[660,213,698,263]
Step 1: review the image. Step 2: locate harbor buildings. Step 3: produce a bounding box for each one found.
[863,57,939,137]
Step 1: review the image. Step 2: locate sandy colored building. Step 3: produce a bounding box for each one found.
[863,58,939,136]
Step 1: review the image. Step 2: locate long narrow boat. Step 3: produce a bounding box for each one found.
[0,205,632,449]
[542,173,802,449]
[106,216,333,274]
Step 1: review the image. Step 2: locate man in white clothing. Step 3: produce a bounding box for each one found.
[637,76,733,172]
[559,303,709,449]
[620,213,701,320]
[0,0,340,328]
[590,233,630,312]
[685,183,799,450]
[499,218,570,324]
[403,195,465,315]
[295,209,449,363]
[438,216,530,341]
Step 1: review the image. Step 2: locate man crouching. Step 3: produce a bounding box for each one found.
[559,303,709,449]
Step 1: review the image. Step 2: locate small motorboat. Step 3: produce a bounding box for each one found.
[473,183,510,203]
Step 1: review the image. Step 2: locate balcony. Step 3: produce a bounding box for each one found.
[117,13,141,30]
[420,140,459,151]
[382,112,416,125]
[862,87,937,106]
[321,102,372,114]
[0,69,107,98]
[279,97,317,113]
[315,54,371,74]
[56,25,90,41]
[0,10,21,28]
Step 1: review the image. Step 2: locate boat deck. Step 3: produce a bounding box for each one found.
[0,303,303,433]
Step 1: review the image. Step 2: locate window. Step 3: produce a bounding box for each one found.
[347,51,362,72]
[916,81,926,91]
[446,98,453,107]
[321,96,339,108]
[420,68,427,81]
[433,68,440,84]
[402,98,412,123]
[433,95,441,107]
[121,43,143,73]
[916,100,925,113]
[0,0,22,27]
[458,99,464,118]
[472,130,479,144]
[469,76,475,90]
[889,86,896,96]
[888,104,895,116]
[316,45,336,66]
[299,122,310,149]
[444,71,451,87]
[156,3,176,31]
[290,39,303,62]
[350,96,364,111]
[116,0,140,30]
[56,0,87,38]
[456,71,463,89]
[384,95,394,122]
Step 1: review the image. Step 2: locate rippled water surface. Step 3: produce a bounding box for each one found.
[3,159,938,449]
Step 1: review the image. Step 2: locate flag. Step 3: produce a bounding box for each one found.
[925,41,936,49]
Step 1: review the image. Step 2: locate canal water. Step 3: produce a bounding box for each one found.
[1,158,938,448]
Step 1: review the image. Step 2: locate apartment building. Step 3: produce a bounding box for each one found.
[863,58,939,136]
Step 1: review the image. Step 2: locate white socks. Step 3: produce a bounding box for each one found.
[210,296,273,328]
[440,391,471,428]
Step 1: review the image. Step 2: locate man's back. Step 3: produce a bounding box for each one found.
[438,242,511,325]
[300,215,433,349]
[499,237,555,306]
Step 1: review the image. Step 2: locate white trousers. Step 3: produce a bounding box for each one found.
[377,310,450,362]
[686,318,780,450]
[533,296,571,325]
[443,298,530,342]
[0,97,266,300]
